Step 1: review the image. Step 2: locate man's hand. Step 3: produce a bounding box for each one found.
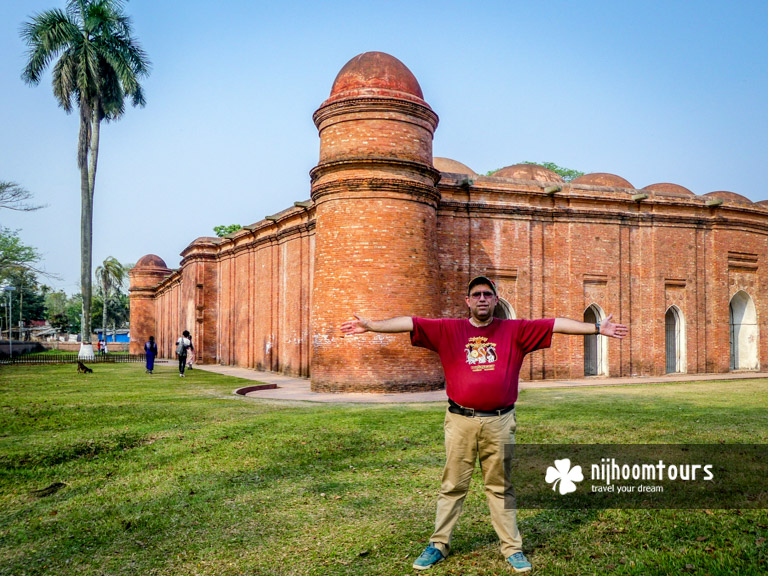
[340,315,414,336]
[341,314,372,336]
[553,314,628,338]
[600,314,628,339]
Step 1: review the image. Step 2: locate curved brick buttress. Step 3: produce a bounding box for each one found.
[128,255,172,355]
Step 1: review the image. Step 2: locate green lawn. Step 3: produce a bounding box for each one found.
[0,364,766,575]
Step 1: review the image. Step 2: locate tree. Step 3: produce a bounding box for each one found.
[21,0,150,358]
[1,268,47,340]
[0,227,43,279]
[94,256,126,344]
[65,293,84,335]
[0,181,44,212]
[214,224,243,237]
[485,162,585,182]
[45,289,70,334]
[522,161,584,182]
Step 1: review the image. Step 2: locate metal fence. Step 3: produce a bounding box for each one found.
[0,353,146,365]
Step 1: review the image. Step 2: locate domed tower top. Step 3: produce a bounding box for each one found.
[129,253,172,291]
[134,254,168,269]
[324,51,428,106]
[312,51,439,180]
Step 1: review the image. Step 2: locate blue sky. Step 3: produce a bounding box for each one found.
[2,0,767,294]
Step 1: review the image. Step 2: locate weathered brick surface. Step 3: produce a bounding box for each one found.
[129,51,768,392]
[309,53,443,392]
[128,255,172,355]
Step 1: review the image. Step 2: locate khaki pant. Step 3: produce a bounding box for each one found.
[430,407,521,558]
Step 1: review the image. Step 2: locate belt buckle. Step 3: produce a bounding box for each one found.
[466,407,475,417]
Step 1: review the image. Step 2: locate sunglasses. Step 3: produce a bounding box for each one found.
[469,291,495,300]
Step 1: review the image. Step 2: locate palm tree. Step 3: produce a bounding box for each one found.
[21,0,150,358]
[95,256,126,346]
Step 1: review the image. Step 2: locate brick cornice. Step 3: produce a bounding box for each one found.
[152,269,182,294]
[311,176,441,207]
[310,156,441,185]
[313,96,439,131]
[217,221,316,258]
[437,200,768,233]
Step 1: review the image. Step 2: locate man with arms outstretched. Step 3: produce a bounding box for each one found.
[341,276,628,572]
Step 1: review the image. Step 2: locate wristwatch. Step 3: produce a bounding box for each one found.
[595,321,601,334]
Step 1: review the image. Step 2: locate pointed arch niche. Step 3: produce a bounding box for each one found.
[664,306,687,374]
[584,304,608,376]
[729,290,759,371]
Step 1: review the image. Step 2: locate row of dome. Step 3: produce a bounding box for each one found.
[316,52,757,205]
[433,158,762,206]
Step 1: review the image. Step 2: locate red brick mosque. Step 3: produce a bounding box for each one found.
[129,51,767,392]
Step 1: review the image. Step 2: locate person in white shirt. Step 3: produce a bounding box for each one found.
[175,330,193,377]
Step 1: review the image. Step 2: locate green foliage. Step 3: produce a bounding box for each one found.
[0,227,42,280]
[44,290,94,334]
[91,292,129,329]
[20,0,150,125]
[21,0,150,344]
[485,162,585,182]
[213,224,243,237]
[65,293,83,333]
[1,269,47,330]
[94,256,128,339]
[522,161,585,182]
[44,290,68,318]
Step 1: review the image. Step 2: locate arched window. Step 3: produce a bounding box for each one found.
[730,291,759,371]
[665,306,686,374]
[494,298,516,320]
[584,304,608,376]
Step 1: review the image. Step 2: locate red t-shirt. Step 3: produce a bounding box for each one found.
[410,317,555,410]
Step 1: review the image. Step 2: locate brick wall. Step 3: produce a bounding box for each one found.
[129,52,768,392]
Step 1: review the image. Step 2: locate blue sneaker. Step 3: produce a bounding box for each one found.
[507,551,532,572]
[413,544,444,570]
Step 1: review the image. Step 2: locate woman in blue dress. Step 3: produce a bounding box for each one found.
[144,336,157,374]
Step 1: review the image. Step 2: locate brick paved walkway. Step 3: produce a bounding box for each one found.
[195,364,768,404]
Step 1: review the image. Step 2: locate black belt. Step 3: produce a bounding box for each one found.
[448,399,515,418]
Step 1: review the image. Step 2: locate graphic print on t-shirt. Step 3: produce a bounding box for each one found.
[465,336,498,372]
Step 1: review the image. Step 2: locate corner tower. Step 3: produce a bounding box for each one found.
[128,254,171,354]
[310,52,443,392]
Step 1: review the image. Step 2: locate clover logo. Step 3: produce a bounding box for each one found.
[545,458,584,495]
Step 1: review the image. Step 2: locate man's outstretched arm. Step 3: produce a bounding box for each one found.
[553,314,628,339]
[340,314,414,336]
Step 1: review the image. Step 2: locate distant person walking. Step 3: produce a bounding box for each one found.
[175,330,193,377]
[186,339,196,370]
[144,336,157,374]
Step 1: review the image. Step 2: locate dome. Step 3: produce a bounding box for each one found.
[704,191,752,204]
[327,52,425,104]
[433,157,477,175]
[571,173,634,189]
[642,183,695,197]
[134,254,168,269]
[492,164,564,183]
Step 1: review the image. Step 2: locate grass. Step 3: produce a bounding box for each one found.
[16,349,133,356]
[0,364,766,575]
